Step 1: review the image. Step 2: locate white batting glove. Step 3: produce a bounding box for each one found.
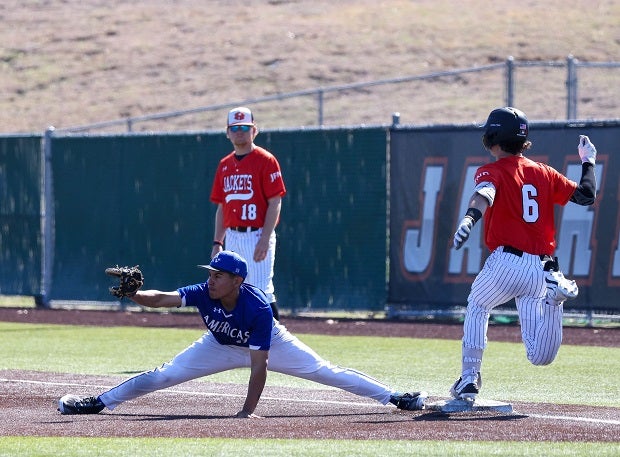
[578,135,596,165]
[453,216,474,250]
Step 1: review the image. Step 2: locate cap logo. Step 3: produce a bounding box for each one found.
[228,107,253,126]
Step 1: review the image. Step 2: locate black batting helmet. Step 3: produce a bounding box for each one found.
[482,107,529,148]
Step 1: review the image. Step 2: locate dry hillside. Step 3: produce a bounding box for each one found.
[1,0,618,134]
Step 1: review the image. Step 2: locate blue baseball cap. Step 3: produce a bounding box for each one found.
[199,251,248,279]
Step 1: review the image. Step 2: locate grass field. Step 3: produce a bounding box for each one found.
[1,321,619,456]
[1,437,618,457]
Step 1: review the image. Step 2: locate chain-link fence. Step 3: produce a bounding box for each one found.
[59,56,619,134]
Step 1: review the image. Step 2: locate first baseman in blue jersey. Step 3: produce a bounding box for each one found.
[58,251,427,417]
[179,281,273,350]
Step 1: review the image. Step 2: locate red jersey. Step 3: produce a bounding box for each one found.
[210,146,286,228]
[475,155,577,255]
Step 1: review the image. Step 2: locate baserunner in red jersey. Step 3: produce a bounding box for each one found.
[450,107,597,401]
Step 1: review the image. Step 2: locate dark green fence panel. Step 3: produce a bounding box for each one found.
[50,133,230,299]
[262,128,388,311]
[50,128,388,310]
[0,135,42,295]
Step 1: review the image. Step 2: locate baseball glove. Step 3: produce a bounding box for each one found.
[105,265,144,298]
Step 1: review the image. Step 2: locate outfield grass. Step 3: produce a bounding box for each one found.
[1,322,618,456]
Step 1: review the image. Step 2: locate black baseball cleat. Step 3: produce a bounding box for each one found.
[390,391,428,410]
[450,372,482,401]
[57,395,105,415]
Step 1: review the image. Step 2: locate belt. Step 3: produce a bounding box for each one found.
[229,226,260,232]
[502,245,549,261]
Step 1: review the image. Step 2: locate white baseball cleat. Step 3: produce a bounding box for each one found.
[450,372,482,401]
[545,270,578,301]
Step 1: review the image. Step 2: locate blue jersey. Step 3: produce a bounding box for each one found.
[177,282,274,350]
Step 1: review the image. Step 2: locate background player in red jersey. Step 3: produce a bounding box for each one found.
[450,107,597,401]
[210,107,286,319]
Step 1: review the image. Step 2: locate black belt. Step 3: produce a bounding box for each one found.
[230,226,260,232]
[503,245,549,261]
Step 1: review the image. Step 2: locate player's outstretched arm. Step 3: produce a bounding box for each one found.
[130,290,182,309]
[571,135,597,206]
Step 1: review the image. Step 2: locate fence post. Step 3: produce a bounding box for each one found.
[566,55,578,119]
[392,112,401,127]
[505,56,515,107]
[316,89,324,126]
[37,126,55,308]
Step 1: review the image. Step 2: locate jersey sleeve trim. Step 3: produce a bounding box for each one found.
[474,181,496,206]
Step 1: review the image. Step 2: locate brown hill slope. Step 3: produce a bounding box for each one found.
[1,0,618,133]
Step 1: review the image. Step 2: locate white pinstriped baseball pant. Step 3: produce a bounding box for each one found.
[461,247,563,376]
[225,227,276,303]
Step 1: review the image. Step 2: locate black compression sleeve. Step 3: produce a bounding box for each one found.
[570,162,596,206]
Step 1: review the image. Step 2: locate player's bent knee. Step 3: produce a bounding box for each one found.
[530,358,554,366]
[527,352,558,366]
